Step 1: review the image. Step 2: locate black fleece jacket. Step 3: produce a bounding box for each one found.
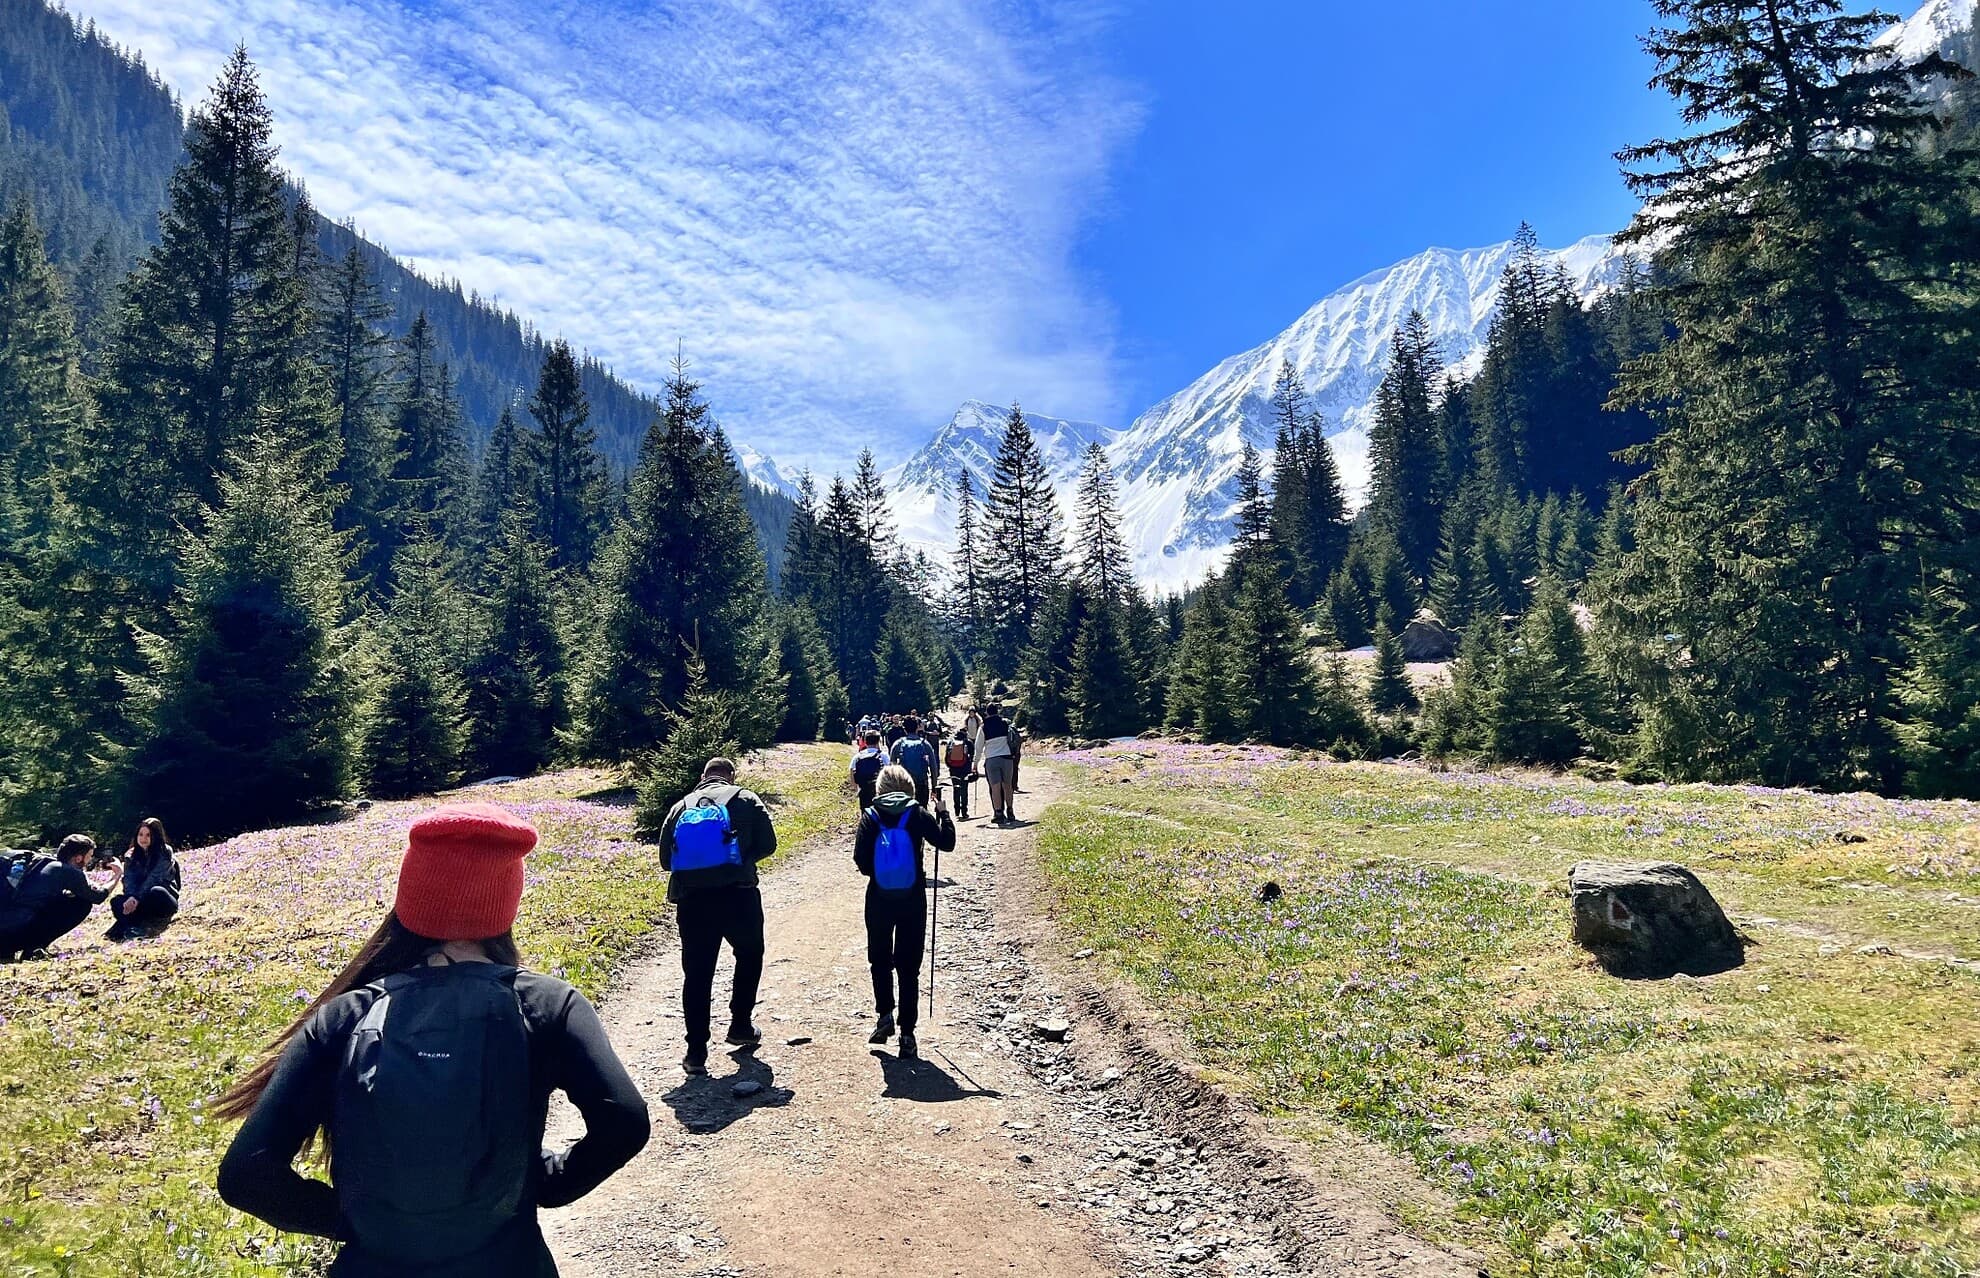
[216,968,649,1278]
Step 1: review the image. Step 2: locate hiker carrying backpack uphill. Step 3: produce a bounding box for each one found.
[215,804,649,1277]
[889,715,936,806]
[657,757,779,1077]
[850,732,887,807]
[943,730,974,821]
[853,765,955,1060]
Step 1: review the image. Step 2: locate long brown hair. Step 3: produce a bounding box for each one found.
[128,816,171,859]
[213,912,521,1127]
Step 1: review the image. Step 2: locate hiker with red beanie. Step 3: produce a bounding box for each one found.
[214,803,649,1277]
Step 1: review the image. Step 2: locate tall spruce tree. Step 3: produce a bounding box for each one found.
[772,602,845,741]
[363,537,467,798]
[853,448,895,554]
[1228,441,1274,586]
[1267,361,1314,599]
[321,245,399,589]
[1073,443,1132,606]
[981,404,1065,665]
[1021,581,1089,736]
[797,476,888,711]
[125,438,356,839]
[385,312,468,556]
[780,471,820,604]
[952,469,986,652]
[1167,581,1234,741]
[1605,0,1980,789]
[582,355,770,757]
[1229,563,1325,746]
[1365,310,1446,581]
[1071,601,1142,739]
[462,507,569,777]
[527,338,607,573]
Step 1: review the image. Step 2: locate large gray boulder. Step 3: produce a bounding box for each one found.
[1569,860,1745,977]
[1401,611,1458,662]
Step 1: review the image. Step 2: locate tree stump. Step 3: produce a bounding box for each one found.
[1569,860,1745,977]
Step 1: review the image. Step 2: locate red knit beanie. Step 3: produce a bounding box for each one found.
[393,803,538,942]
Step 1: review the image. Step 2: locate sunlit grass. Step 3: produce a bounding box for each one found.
[1039,743,1980,1276]
[0,743,849,1277]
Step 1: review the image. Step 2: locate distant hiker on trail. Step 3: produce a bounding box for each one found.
[943,727,975,821]
[108,817,180,941]
[850,731,887,808]
[0,836,115,963]
[889,714,937,806]
[975,706,1021,825]
[657,757,777,1077]
[854,765,955,1060]
[214,803,650,1277]
[883,716,906,751]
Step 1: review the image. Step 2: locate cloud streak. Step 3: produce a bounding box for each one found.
[74,0,1142,469]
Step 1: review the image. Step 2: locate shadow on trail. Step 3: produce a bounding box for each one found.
[661,1048,794,1135]
[874,1047,1004,1102]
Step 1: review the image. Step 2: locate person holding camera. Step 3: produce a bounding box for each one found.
[0,836,116,962]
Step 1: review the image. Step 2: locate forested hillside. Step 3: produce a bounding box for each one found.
[0,0,764,482]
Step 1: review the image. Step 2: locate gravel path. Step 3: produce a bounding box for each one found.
[542,766,1478,1278]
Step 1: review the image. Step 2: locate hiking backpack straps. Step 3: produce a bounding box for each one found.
[944,740,969,771]
[868,808,919,892]
[671,788,742,873]
[897,736,933,781]
[331,964,534,1264]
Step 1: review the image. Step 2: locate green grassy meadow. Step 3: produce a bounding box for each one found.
[0,744,850,1278]
[1038,742,1980,1277]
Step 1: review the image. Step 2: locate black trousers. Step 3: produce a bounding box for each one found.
[677,884,765,1048]
[0,897,96,958]
[865,886,927,1029]
[108,887,177,933]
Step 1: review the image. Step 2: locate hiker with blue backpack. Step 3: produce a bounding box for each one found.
[888,714,937,806]
[214,802,649,1277]
[854,764,956,1060]
[656,756,778,1077]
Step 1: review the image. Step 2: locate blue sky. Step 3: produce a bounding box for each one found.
[65,0,1891,471]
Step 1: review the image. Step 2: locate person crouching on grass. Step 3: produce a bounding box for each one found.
[215,802,649,1278]
[855,764,955,1059]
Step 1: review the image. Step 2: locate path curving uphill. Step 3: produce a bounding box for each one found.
[543,766,1475,1277]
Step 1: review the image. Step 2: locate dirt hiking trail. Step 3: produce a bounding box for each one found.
[543,765,1479,1278]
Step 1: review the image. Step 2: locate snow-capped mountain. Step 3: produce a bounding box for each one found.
[1107,234,1632,586]
[887,400,1119,551]
[734,442,804,499]
[870,0,1973,594]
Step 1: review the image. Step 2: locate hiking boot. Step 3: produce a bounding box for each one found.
[868,1013,895,1044]
[898,1028,919,1059]
[682,1045,709,1076]
[725,1022,762,1048]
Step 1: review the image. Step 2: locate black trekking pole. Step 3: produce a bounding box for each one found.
[927,839,940,1021]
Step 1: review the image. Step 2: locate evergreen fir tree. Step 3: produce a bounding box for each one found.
[582,354,771,757]
[462,508,569,777]
[1125,591,1172,727]
[125,437,356,839]
[1267,362,1314,600]
[1368,607,1418,715]
[632,649,743,836]
[1167,581,1233,741]
[873,606,939,712]
[952,469,985,652]
[981,404,1065,665]
[1420,619,1503,758]
[1607,0,1980,789]
[772,602,845,742]
[1073,443,1132,605]
[1229,563,1324,746]
[385,311,468,557]
[853,448,895,555]
[797,476,888,711]
[1891,586,1980,799]
[1072,601,1142,739]
[1228,440,1273,586]
[1323,567,1372,649]
[362,537,467,798]
[1020,582,1089,736]
[472,405,527,553]
[321,245,398,589]
[527,338,607,573]
[1364,309,1446,580]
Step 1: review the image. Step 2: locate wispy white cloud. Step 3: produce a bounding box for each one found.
[73,0,1142,470]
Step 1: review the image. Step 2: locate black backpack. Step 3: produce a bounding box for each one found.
[0,851,49,909]
[331,963,535,1264]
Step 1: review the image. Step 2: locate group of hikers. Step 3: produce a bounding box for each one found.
[848,703,1024,825]
[204,704,1017,1275]
[0,816,182,962]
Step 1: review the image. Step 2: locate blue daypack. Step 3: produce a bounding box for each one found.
[869,808,918,892]
[894,737,934,787]
[672,796,740,873]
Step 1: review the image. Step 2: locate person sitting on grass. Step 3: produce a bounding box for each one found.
[215,802,650,1277]
[854,764,955,1060]
[0,836,115,962]
[107,816,180,941]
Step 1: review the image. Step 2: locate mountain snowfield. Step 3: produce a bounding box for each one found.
[738,0,1971,594]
